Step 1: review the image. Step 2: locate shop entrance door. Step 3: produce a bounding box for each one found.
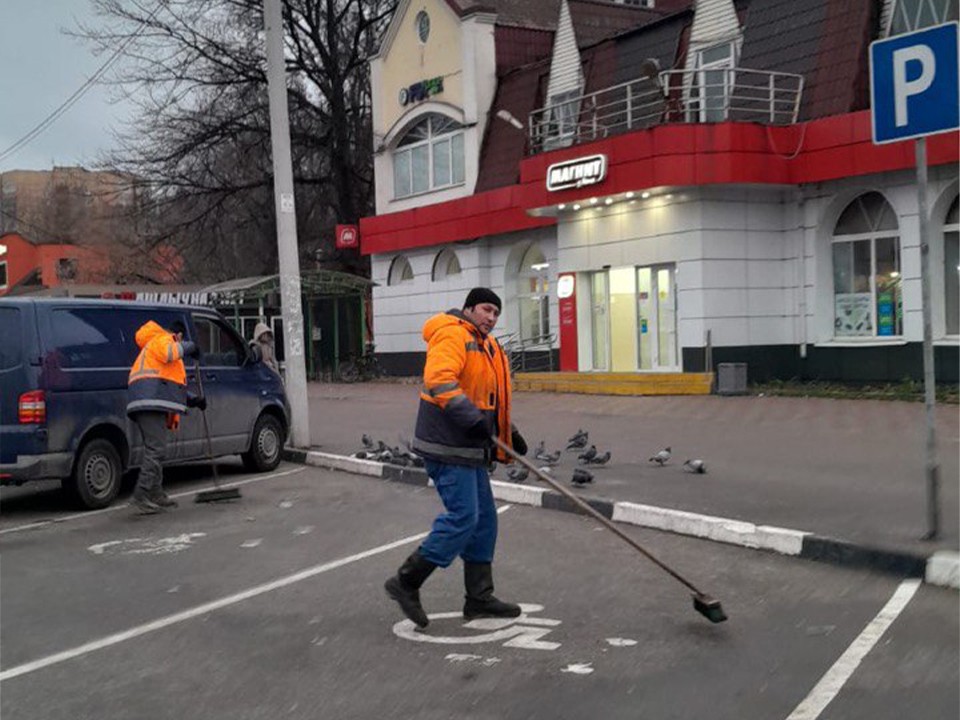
[636,265,679,371]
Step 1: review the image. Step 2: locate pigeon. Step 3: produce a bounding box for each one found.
[571,468,594,486]
[585,450,611,466]
[683,459,707,474]
[533,440,546,458]
[578,445,598,462]
[566,432,588,450]
[507,467,529,483]
[649,447,671,466]
[539,450,562,465]
[362,434,375,448]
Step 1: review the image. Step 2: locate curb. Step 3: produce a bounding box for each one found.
[282,449,959,590]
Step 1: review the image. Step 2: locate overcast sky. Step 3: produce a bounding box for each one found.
[0,1,134,172]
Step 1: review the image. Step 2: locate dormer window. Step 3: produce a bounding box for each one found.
[888,0,958,36]
[393,114,465,199]
[546,89,581,148]
[693,42,736,122]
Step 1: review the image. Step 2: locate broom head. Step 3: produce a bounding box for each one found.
[693,593,727,623]
[194,487,242,503]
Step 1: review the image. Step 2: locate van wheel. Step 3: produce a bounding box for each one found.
[67,439,122,509]
[242,414,284,472]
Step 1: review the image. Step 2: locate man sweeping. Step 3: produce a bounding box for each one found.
[384,288,528,628]
[127,319,204,514]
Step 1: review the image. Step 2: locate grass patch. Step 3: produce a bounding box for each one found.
[751,378,959,404]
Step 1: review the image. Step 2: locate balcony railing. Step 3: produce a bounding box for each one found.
[528,67,804,154]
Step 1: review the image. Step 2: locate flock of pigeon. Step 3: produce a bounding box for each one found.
[350,429,707,486]
[502,428,707,487]
[352,434,425,468]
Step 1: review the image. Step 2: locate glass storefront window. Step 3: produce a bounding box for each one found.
[832,193,901,338]
[945,197,959,336]
[516,244,550,342]
[591,271,609,370]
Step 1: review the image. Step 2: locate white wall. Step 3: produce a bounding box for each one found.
[801,164,959,347]
[557,185,797,353]
[371,226,559,353]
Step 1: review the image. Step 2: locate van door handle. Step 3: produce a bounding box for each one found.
[204,373,218,381]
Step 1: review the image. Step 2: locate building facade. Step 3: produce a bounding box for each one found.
[361,0,959,382]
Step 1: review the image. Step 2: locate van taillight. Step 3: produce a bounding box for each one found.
[18,391,46,424]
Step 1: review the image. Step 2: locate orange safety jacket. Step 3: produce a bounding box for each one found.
[127,320,189,423]
[413,310,514,465]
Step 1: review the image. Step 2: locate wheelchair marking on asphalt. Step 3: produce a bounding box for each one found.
[87,533,206,556]
[392,604,562,650]
[0,504,512,682]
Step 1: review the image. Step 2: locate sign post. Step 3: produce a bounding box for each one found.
[870,22,960,539]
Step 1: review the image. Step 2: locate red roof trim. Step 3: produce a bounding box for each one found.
[360,110,960,255]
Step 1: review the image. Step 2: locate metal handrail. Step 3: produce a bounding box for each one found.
[528,67,804,154]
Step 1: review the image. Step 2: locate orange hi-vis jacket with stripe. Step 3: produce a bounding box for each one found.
[127,320,189,421]
[413,310,514,466]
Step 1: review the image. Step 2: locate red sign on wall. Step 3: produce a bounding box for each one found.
[557,273,578,371]
[336,224,359,250]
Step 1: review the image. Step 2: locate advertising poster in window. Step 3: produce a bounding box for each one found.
[834,293,873,336]
[876,291,895,336]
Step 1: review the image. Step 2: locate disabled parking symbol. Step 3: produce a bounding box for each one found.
[393,603,561,650]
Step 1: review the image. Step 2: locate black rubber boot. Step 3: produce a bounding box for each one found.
[463,562,521,620]
[384,551,437,628]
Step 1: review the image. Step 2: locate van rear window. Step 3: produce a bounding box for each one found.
[50,308,185,369]
[0,307,22,370]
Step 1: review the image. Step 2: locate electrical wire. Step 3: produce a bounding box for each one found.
[0,3,166,165]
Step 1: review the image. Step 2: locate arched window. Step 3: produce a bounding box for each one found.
[888,0,957,36]
[515,244,550,342]
[387,256,414,286]
[431,248,461,281]
[832,192,901,338]
[944,196,959,335]
[393,114,465,198]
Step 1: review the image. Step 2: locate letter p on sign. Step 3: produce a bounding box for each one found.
[870,22,959,144]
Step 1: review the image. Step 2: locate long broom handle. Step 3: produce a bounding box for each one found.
[193,360,221,487]
[493,437,705,597]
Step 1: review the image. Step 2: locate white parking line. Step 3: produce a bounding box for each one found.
[785,579,921,720]
[0,466,306,536]
[0,505,513,682]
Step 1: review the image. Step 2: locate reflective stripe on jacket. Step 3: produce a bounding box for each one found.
[413,310,513,466]
[127,320,188,417]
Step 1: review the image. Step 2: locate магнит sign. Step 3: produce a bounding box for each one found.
[546,155,607,192]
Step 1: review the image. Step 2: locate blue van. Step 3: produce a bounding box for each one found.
[0,298,289,509]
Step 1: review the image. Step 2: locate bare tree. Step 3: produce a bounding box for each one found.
[77,0,395,282]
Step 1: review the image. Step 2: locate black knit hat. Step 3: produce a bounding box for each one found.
[463,287,502,311]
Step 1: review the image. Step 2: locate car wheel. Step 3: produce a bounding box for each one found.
[67,438,123,509]
[242,414,284,472]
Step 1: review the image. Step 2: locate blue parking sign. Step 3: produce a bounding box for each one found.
[870,22,959,144]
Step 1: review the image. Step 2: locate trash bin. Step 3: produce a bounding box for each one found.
[716,363,747,395]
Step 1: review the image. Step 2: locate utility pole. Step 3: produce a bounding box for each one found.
[916,137,939,539]
[264,0,310,448]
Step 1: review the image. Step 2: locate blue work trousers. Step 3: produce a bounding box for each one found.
[418,460,497,568]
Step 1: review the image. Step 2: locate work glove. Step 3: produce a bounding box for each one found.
[510,426,528,456]
[186,393,207,411]
[180,340,200,360]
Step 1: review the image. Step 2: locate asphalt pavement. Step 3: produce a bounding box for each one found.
[1,462,957,720]
[306,382,960,556]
